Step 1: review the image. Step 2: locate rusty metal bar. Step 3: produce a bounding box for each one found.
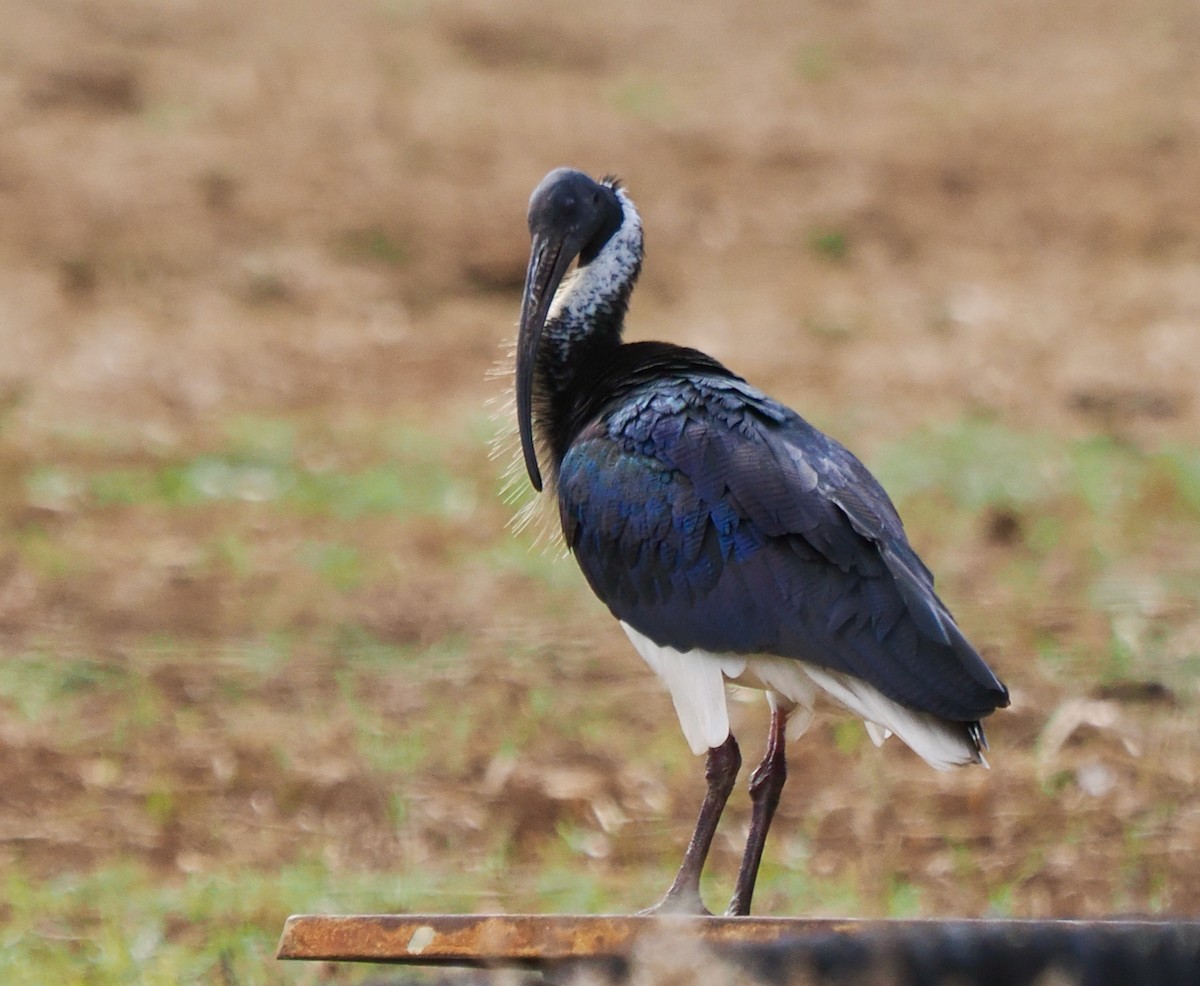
[276,913,1200,968]
[278,913,838,965]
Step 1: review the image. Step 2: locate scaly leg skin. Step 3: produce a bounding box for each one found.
[639,734,741,916]
[726,703,788,917]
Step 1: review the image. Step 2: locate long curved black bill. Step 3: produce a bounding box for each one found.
[516,231,576,492]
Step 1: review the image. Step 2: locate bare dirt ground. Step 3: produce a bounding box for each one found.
[2,0,1200,961]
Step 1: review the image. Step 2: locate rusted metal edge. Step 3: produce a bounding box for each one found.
[276,914,1199,967]
[277,913,856,965]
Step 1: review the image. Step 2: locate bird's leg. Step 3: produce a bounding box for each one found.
[725,702,789,916]
[640,733,741,916]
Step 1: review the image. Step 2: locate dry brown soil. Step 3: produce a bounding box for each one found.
[2,0,1200,929]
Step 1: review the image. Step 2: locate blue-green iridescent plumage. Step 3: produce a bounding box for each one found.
[553,341,1007,725]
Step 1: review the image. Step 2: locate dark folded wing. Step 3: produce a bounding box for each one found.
[557,376,1008,722]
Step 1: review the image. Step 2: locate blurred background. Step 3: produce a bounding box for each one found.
[1,0,1199,981]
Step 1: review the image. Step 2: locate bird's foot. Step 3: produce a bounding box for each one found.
[723,898,750,918]
[637,890,712,917]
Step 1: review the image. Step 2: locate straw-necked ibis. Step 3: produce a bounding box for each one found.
[512,168,1009,916]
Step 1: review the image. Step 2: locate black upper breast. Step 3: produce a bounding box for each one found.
[547,341,743,472]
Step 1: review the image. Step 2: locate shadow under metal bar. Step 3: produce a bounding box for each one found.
[277,913,1200,985]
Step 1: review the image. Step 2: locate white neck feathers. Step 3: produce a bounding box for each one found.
[547,188,642,327]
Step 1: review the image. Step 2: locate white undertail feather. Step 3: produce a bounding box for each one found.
[621,624,985,770]
[621,623,747,755]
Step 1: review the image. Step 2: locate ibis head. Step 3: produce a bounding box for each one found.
[517,168,624,492]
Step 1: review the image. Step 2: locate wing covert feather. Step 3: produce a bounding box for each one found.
[557,376,1008,721]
